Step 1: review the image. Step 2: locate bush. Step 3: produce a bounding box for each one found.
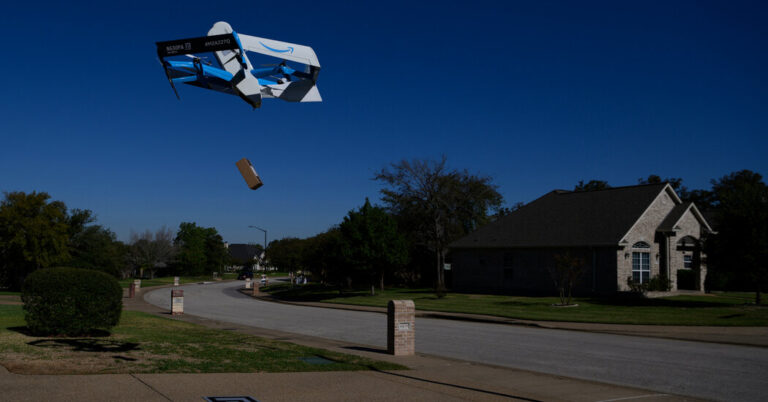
[647,275,671,291]
[626,275,671,292]
[22,267,122,336]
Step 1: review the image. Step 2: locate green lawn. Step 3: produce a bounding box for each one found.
[118,274,237,289]
[263,284,768,326]
[0,304,403,374]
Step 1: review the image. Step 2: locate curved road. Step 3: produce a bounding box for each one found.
[146,281,768,401]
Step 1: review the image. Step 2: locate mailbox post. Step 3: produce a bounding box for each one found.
[173,276,180,286]
[387,300,415,356]
[245,278,252,289]
[171,289,184,315]
[128,283,135,298]
[133,279,141,292]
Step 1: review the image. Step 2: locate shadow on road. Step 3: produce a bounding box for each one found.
[342,345,388,354]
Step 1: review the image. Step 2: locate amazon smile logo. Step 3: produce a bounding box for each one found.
[260,41,294,53]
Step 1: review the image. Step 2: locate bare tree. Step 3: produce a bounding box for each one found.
[127,226,176,278]
[549,253,585,306]
[375,156,503,293]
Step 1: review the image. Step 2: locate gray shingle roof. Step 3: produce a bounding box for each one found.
[657,202,692,232]
[228,243,260,264]
[450,183,669,249]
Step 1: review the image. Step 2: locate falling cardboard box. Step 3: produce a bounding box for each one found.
[236,158,263,190]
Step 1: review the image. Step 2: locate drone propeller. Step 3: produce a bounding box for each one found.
[185,54,213,66]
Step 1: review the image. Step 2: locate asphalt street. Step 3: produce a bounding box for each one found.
[145,281,768,402]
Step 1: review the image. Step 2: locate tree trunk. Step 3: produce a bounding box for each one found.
[371,284,375,296]
[380,273,384,291]
[435,249,442,291]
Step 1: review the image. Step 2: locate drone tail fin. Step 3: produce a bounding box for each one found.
[232,70,262,109]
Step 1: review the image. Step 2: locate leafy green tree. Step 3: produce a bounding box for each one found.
[266,237,306,274]
[706,170,768,304]
[0,192,71,290]
[573,180,611,192]
[173,222,227,276]
[68,225,128,278]
[301,228,344,286]
[374,156,503,292]
[174,222,209,276]
[339,199,408,294]
[204,227,229,276]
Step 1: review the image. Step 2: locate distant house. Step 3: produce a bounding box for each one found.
[226,243,262,270]
[449,183,713,294]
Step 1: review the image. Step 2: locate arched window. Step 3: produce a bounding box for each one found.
[631,242,651,283]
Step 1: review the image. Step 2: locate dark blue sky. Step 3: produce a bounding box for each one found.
[1,1,765,244]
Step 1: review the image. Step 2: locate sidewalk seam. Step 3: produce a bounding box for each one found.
[130,374,173,401]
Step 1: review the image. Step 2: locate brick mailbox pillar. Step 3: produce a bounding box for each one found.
[128,283,135,298]
[173,276,180,286]
[171,289,184,315]
[133,279,141,292]
[245,278,252,289]
[387,300,415,356]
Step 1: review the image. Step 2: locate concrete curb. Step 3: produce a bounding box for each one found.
[237,286,768,348]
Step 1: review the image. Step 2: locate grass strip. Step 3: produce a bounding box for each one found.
[0,304,404,374]
[263,284,768,326]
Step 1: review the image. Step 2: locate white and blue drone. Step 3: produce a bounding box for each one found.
[156,22,321,109]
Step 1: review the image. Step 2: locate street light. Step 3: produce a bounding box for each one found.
[248,225,267,256]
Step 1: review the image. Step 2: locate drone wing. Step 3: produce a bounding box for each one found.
[237,34,321,69]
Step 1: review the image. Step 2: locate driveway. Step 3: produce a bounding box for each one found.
[145,281,768,402]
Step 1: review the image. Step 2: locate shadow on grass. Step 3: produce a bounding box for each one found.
[27,338,140,353]
[8,326,111,338]
[584,297,729,308]
[498,300,548,307]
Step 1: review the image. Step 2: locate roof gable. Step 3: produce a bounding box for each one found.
[657,201,713,233]
[451,183,669,249]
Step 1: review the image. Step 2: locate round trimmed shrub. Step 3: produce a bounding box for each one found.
[22,267,122,336]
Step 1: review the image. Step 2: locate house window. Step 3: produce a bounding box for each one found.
[632,241,651,249]
[632,252,650,283]
[684,255,692,269]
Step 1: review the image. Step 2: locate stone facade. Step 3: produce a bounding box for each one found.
[668,210,706,290]
[616,188,676,291]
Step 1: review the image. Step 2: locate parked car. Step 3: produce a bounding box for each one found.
[237,270,254,280]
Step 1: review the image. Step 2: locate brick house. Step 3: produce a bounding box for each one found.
[449,183,713,294]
